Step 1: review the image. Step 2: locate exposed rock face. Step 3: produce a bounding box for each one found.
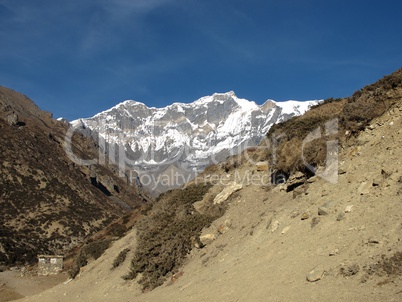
[213,182,243,204]
[0,86,147,265]
[199,234,217,245]
[6,113,18,125]
[71,92,318,194]
[318,201,334,216]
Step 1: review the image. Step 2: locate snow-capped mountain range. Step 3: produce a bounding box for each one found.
[71,91,319,193]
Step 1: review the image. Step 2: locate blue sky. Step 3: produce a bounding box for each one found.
[1,0,401,120]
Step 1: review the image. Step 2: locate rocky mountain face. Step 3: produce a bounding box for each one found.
[72,91,318,194]
[0,86,147,265]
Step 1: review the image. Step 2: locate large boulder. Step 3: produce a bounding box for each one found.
[213,182,243,204]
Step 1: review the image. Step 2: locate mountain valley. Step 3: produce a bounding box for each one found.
[1,69,402,301]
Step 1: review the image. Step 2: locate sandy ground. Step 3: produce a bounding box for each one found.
[0,270,67,302]
[15,107,402,301]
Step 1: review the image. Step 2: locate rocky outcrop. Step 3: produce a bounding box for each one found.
[306,265,325,282]
[213,182,243,204]
[6,113,18,125]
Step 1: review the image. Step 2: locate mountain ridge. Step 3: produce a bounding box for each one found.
[71,91,319,194]
[16,68,402,302]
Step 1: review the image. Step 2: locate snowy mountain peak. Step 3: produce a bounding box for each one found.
[212,91,236,99]
[72,93,320,193]
[273,100,316,115]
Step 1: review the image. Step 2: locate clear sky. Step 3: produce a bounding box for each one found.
[1,0,401,120]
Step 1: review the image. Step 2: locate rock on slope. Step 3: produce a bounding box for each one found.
[19,70,402,301]
[0,86,147,265]
[72,92,318,194]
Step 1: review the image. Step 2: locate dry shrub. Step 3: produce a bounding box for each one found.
[341,95,385,133]
[365,251,402,277]
[246,146,257,153]
[244,145,271,164]
[68,253,87,278]
[268,99,344,141]
[340,263,360,277]
[82,239,112,260]
[107,222,127,237]
[124,183,221,291]
[68,239,112,278]
[223,157,240,173]
[203,163,220,175]
[112,248,130,269]
[341,68,402,133]
[266,99,345,174]
[379,251,402,276]
[275,138,303,172]
[265,68,402,174]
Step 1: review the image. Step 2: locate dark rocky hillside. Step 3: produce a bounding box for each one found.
[0,86,148,265]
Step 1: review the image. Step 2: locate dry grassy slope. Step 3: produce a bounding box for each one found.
[0,86,147,265]
[266,68,402,174]
[21,88,402,301]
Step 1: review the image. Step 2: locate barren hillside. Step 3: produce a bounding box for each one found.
[17,70,402,301]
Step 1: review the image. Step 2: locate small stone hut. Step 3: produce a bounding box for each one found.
[37,255,63,276]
